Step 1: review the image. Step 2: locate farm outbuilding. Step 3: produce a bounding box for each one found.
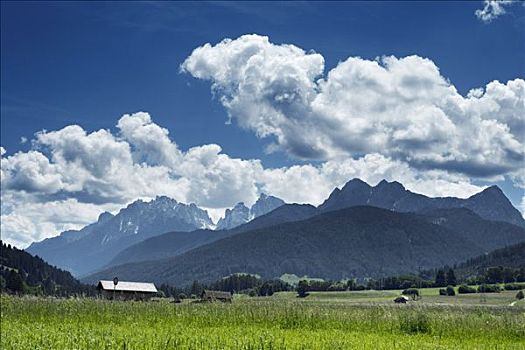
[201,290,232,302]
[97,280,158,301]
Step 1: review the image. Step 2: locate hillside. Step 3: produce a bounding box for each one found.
[0,241,90,295]
[458,242,525,272]
[85,206,525,286]
[108,204,317,267]
[419,207,525,248]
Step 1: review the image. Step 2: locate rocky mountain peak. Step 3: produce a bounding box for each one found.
[341,178,371,191]
[376,179,405,191]
[463,185,523,227]
[319,178,371,212]
[217,194,286,230]
[97,212,114,224]
[217,202,250,230]
[473,185,504,198]
[251,193,285,219]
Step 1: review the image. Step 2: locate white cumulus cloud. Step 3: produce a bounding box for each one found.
[182,35,524,180]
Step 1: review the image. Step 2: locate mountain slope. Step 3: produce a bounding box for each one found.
[319,179,524,227]
[85,206,525,286]
[458,242,525,272]
[0,241,89,295]
[430,242,525,282]
[27,196,213,277]
[420,207,525,249]
[108,203,317,267]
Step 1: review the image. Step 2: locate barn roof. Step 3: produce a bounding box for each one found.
[97,280,157,293]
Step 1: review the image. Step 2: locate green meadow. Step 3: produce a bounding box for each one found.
[1,290,524,350]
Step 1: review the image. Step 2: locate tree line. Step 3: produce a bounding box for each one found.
[157,273,292,299]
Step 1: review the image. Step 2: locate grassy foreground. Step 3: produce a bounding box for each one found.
[1,293,524,349]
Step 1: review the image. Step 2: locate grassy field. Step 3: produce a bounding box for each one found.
[2,290,524,350]
[272,287,525,307]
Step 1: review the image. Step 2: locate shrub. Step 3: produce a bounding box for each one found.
[478,284,501,293]
[439,288,447,296]
[516,290,524,300]
[504,283,523,291]
[178,293,187,300]
[446,285,456,296]
[296,281,309,298]
[458,285,476,294]
[248,289,257,297]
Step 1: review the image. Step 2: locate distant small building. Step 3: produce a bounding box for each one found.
[394,296,410,304]
[97,280,158,301]
[201,290,232,302]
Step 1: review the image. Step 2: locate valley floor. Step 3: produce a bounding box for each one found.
[1,291,524,349]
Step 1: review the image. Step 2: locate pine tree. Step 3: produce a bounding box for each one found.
[190,280,203,296]
[435,269,446,287]
[446,268,457,286]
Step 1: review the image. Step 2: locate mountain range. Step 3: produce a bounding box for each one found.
[83,205,525,286]
[27,194,286,276]
[27,178,525,283]
[26,196,214,276]
[108,203,317,267]
[319,179,524,227]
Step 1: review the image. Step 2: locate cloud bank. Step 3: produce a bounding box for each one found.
[2,35,523,248]
[181,35,524,180]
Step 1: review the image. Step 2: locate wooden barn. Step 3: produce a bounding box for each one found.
[97,280,158,301]
[200,290,232,302]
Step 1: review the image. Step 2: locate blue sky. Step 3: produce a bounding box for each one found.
[1,1,524,247]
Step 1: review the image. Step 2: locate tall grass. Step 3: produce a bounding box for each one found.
[1,295,524,349]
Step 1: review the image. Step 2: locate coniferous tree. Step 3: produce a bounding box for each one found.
[6,270,25,293]
[190,280,203,296]
[446,268,457,286]
[435,269,446,287]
